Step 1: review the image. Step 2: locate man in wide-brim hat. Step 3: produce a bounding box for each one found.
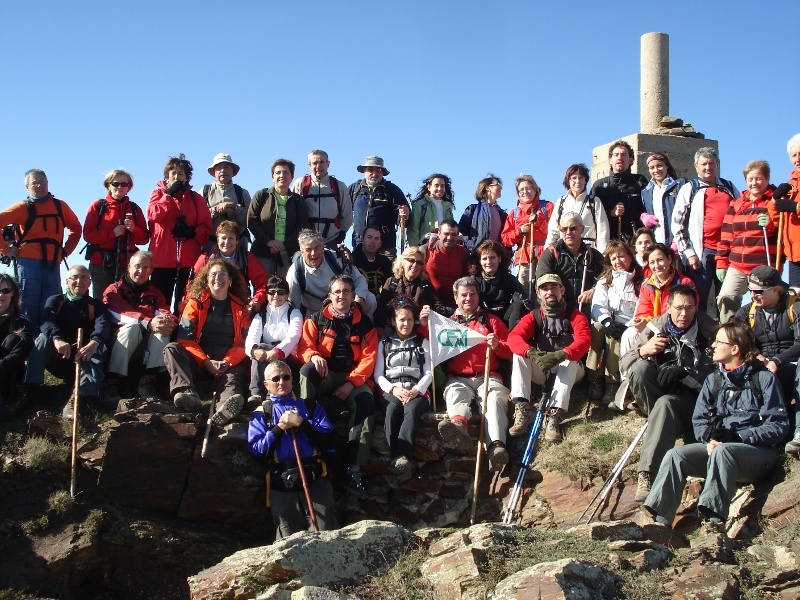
[201,153,251,251]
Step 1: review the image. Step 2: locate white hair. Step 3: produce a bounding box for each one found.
[787,134,800,155]
[559,212,583,227]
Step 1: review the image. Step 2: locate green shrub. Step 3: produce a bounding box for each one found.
[46,490,75,517]
[20,437,69,472]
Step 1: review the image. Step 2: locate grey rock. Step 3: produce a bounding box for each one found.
[491,558,622,600]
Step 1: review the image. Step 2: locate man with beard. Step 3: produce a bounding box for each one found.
[591,141,647,241]
[352,227,393,298]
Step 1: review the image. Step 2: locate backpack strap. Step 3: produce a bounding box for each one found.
[234,184,244,206]
[17,197,67,265]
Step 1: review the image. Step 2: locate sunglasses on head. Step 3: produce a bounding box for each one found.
[267,289,288,295]
[269,373,291,382]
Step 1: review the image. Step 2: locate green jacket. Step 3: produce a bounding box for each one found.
[408,195,455,246]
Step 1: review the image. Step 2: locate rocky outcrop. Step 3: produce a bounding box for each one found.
[491,558,622,600]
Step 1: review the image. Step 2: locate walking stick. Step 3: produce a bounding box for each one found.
[527,226,535,300]
[618,215,623,240]
[70,329,84,498]
[581,421,648,523]
[201,375,219,458]
[502,372,555,524]
[578,248,591,311]
[400,216,406,254]
[291,429,320,532]
[470,345,493,525]
[776,212,784,272]
[763,226,772,268]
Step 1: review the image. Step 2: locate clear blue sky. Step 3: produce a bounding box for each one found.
[1,0,798,279]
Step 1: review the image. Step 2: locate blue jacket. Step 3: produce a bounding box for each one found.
[40,293,112,346]
[692,362,789,447]
[640,178,684,244]
[247,393,333,462]
[349,179,408,250]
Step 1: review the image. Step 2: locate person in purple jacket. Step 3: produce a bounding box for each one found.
[247,360,338,539]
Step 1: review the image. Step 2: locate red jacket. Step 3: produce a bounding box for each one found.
[443,308,511,378]
[715,189,777,273]
[635,270,694,321]
[177,291,249,367]
[298,303,378,388]
[425,241,468,304]
[146,181,212,269]
[190,250,268,308]
[507,306,591,361]
[500,200,553,265]
[83,195,149,267]
[103,277,174,325]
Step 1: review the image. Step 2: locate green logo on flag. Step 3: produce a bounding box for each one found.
[438,328,467,348]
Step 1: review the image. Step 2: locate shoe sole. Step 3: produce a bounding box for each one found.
[210,395,245,426]
[488,449,509,472]
[174,395,202,411]
[439,421,472,449]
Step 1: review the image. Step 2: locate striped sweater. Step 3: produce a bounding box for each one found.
[715,189,777,273]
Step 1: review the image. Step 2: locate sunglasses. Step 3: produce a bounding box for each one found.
[267,289,288,295]
[269,374,291,382]
[110,182,131,188]
[0,287,12,295]
[405,257,424,265]
[748,287,773,296]
[560,226,579,233]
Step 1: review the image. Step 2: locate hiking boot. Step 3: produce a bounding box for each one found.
[173,387,202,411]
[389,456,414,476]
[487,443,509,472]
[543,408,563,443]
[785,431,800,457]
[347,470,365,496]
[699,517,726,536]
[210,394,245,426]
[438,418,472,450]
[101,380,121,409]
[508,400,535,437]
[61,394,77,420]
[635,471,653,503]
[602,383,621,407]
[247,394,264,409]
[138,377,159,403]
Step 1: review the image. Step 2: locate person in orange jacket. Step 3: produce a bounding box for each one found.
[773,133,800,286]
[163,259,250,426]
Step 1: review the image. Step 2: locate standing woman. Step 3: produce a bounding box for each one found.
[83,169,149,298]
[0,275,33,418]
[772,134,800,285]
[459,174,507,253]
[408,174,455,246]
[546,164,610,253]
[374,298,432,475]
[147,155,213,313]
[501,174,553,299]
[640,153,683,245]
[716,160,778,323]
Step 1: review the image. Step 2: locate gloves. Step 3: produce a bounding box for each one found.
[716,268,727,283]
[526,348,544,361]
[171,223,196,240]
[602,320,627,340]
[640,213,659,228]
[708,427,741,444]
[774,183,792,199]
[165,181,185,197]
[656,365,686,393]
[757,214,770,227]
[533,350,567,373]
[774,199,798,213]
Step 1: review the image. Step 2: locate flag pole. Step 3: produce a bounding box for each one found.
[470,344,493,525]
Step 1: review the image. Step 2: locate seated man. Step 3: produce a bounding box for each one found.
[103,251,176,402]
[620,284,717,502]
[438,276,512,472]
[644,321,788,533]
[297,274,378,495]
[424,219,468,314]
[507,274,591,442]
[352,226,393,298]
[24,265,111,418]
[287,228,376,318]
[247,360,338,540]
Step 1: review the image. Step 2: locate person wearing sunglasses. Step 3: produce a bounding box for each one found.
[163,259,250,426]
[620,284,718,503]
[536,212,603,317]
[245,276,303,405]
[731,266,800,456]
[24,265,112,419]
[373,246,439,331]
[298,274,378,495]
[643,320,788,536]
[247,360,338,539]
[82,169,149,298]
[458,174,507,254]
[0,275,33,419]
[185,220,267,316]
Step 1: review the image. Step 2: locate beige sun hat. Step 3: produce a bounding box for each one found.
[208,153,240,176]
[357,155,389,176]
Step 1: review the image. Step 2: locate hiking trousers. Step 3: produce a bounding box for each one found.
[443,374,509,446]
[271,476,338,540]
[162,342,246,404]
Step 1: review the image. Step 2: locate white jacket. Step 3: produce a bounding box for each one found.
[591,270,638,325]
[671,178,738,261]
[245,302,303,358]
[547,192,610,253]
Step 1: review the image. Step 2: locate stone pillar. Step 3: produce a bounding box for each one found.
[640,32,669,134]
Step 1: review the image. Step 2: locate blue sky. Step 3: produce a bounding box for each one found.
[1,0,798,279]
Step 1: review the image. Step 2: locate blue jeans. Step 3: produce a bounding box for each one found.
[788,260,800,288]
[17,258,61,333]
[684,248,718,313]
[24,331,106,397]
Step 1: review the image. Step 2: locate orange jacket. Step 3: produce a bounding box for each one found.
[778,170,800,262]
[298,303,378,388]
[177,291,249,366]
[0,196,82,263]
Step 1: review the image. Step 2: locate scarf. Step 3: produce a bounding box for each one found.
[123,273,146,296]
[665,315,692,338]
[65,289,83,302]
[470,200,491,251]
[541,297,567,318]
[482,271,500,285]
[330,305,354,320]
[455,307,484,325]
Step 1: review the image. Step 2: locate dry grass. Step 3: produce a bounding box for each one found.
[20,437,69,472]
[46,490,75,517]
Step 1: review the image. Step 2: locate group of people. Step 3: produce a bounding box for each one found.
[1,137,800,540]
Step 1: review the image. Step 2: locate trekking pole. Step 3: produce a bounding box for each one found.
[582,421,648,523]
[618,215,623,240]
[502,372,555,524]
[470,345,493,525]
[115,219,123,282]
[400,216,407,254]
[201,374,219,458]
[70,329,84,498]
[776,212,784,272]
[763,226,772,268]
[527,226,535,301]
[578,248,591,311]
[291,428,320,532]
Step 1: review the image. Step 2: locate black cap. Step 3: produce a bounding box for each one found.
[748,266,787,288]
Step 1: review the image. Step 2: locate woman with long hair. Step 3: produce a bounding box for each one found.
[0,275,33,418]
[373,245,440,329]
[469,239,527,327]
[635,243,695,324]
[640,153,684,245]
[408,173,455,246]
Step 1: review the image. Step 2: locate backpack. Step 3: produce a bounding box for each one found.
[683,177,737,227]
[202,183,245,207]
[748,294,796,328]
[81,198,141,261]
[15,197,67,265]
[383,333,426,373]
[257,301,296,325]
[708,368,764,418]
[292,249,343,299]
[300,175,343,240]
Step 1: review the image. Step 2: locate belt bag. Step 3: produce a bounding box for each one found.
[272,457,321,492]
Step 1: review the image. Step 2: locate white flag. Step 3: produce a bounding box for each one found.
[429,311,487,368]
